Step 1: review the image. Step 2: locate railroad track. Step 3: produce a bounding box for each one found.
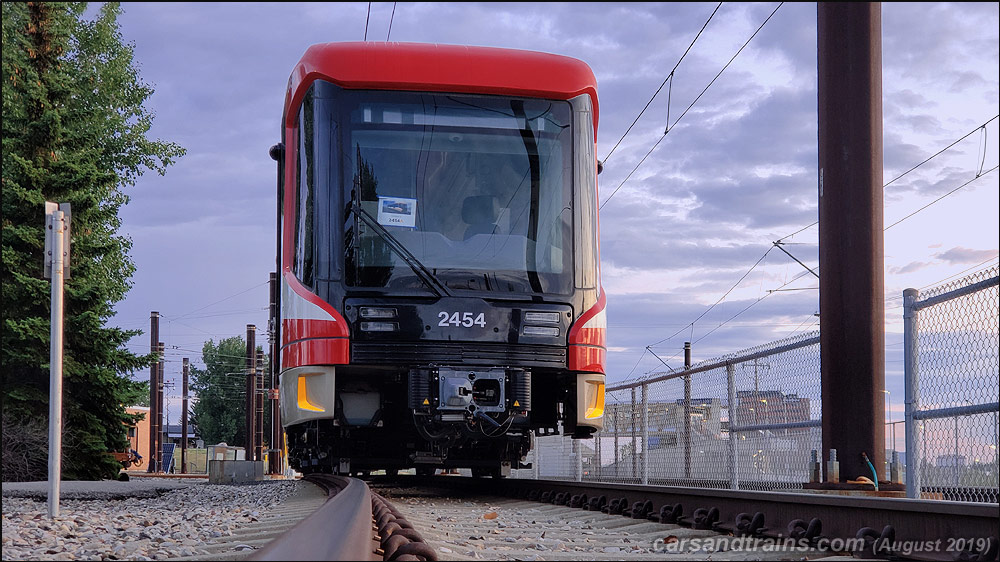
[377,476,997,562]
[235,474,996,561]
[374,481,828,560]
[250,474,437,561]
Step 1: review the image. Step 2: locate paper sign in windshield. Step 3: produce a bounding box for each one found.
[376,196,417,228]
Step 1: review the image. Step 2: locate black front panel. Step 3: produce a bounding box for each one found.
[352,340,566,368]
[345,297,571,341]
[345,296,571,368]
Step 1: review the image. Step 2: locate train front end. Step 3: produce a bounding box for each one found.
[272,43,605,475]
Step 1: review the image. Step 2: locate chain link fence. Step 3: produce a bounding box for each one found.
[515,332,822,492]
[904,265,1000,502]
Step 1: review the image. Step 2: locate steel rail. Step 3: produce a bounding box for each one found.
[251,475,379,561]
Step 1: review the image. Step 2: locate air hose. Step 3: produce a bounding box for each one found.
[861,452,880,491]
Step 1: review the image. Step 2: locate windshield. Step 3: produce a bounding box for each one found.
[331,88,574,295]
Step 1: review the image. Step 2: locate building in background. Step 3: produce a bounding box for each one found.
[124,406,150,471]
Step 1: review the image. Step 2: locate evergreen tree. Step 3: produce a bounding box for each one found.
[1,3,184,480]
[189,337,268,448]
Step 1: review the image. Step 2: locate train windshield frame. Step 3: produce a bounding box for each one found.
[306,81,576,296]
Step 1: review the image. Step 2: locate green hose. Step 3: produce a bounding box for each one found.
[862,452,879,491]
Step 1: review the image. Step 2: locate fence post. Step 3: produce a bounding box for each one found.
[727,362,739,490]
[684,342,692,480]
[574,438,582,482]
[903,288,920,499]
[630,388,638,480]
[614,404,620,479]
[532,442,539,480]
[595,423,602,480]
[641,384,649,485]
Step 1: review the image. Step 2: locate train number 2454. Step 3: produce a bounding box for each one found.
[438,311,487,328]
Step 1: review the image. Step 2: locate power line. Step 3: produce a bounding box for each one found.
[170,281,269,322]
[667,2,784,135]
[683,158,997,346]
[884,165,998,231]
[624,116,996,372]
[364,2,371,41]
[884,115,998,191]
[386,2,396,41]
[601,2,723,165]
[775,115,999,243]
[600,2,783,209]
[692,266,815,345]
[648,247,775,348]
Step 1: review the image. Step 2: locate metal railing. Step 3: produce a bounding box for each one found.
[517,331,823,493]
[904,265,1000,502]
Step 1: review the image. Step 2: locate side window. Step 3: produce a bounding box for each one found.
[571,94,598,289]
[295,89,315,287]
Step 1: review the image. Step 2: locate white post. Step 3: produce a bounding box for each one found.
[47,209,65,519]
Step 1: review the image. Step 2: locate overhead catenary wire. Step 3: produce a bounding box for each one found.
[386,2,396,41]
[600,2,784,210]
[674,163,999,350]
[600,2,723,166]
[884,165,998,231]
[647,246,775,349]
[775,115,1000,243]
[364,2,371,41]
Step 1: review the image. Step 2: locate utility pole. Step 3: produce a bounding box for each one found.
[181,358,189,474]
[818,2,885,483]
[157,342,165,472]
[148,312,159,472]
[748,359,770,424]
[256,350,265,464]
[268,272,282,474]
[245,324,256,461]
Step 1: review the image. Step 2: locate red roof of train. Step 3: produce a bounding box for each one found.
[284,42,599,134]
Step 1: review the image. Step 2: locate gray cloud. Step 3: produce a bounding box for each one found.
[934,246,1000,265]
[94,3,996,400]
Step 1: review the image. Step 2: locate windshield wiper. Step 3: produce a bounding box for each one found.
[349,201,452,298]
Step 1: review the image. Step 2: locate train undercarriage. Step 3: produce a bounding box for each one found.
[283,367,584,477]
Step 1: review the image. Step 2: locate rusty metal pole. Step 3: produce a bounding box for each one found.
[245,324,257,461]
[256,350,265,465]
[181,358,189,474]
[268,272,282,474]
[156,342,165,472]
[818,1,885,483]
[147,312,159,471]
[684,342,692,480]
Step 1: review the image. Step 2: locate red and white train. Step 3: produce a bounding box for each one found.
[269,42,606,476]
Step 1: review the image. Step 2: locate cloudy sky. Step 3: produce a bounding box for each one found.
[100,2,999,426]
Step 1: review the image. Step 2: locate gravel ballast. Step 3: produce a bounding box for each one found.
[2,480,302,561]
